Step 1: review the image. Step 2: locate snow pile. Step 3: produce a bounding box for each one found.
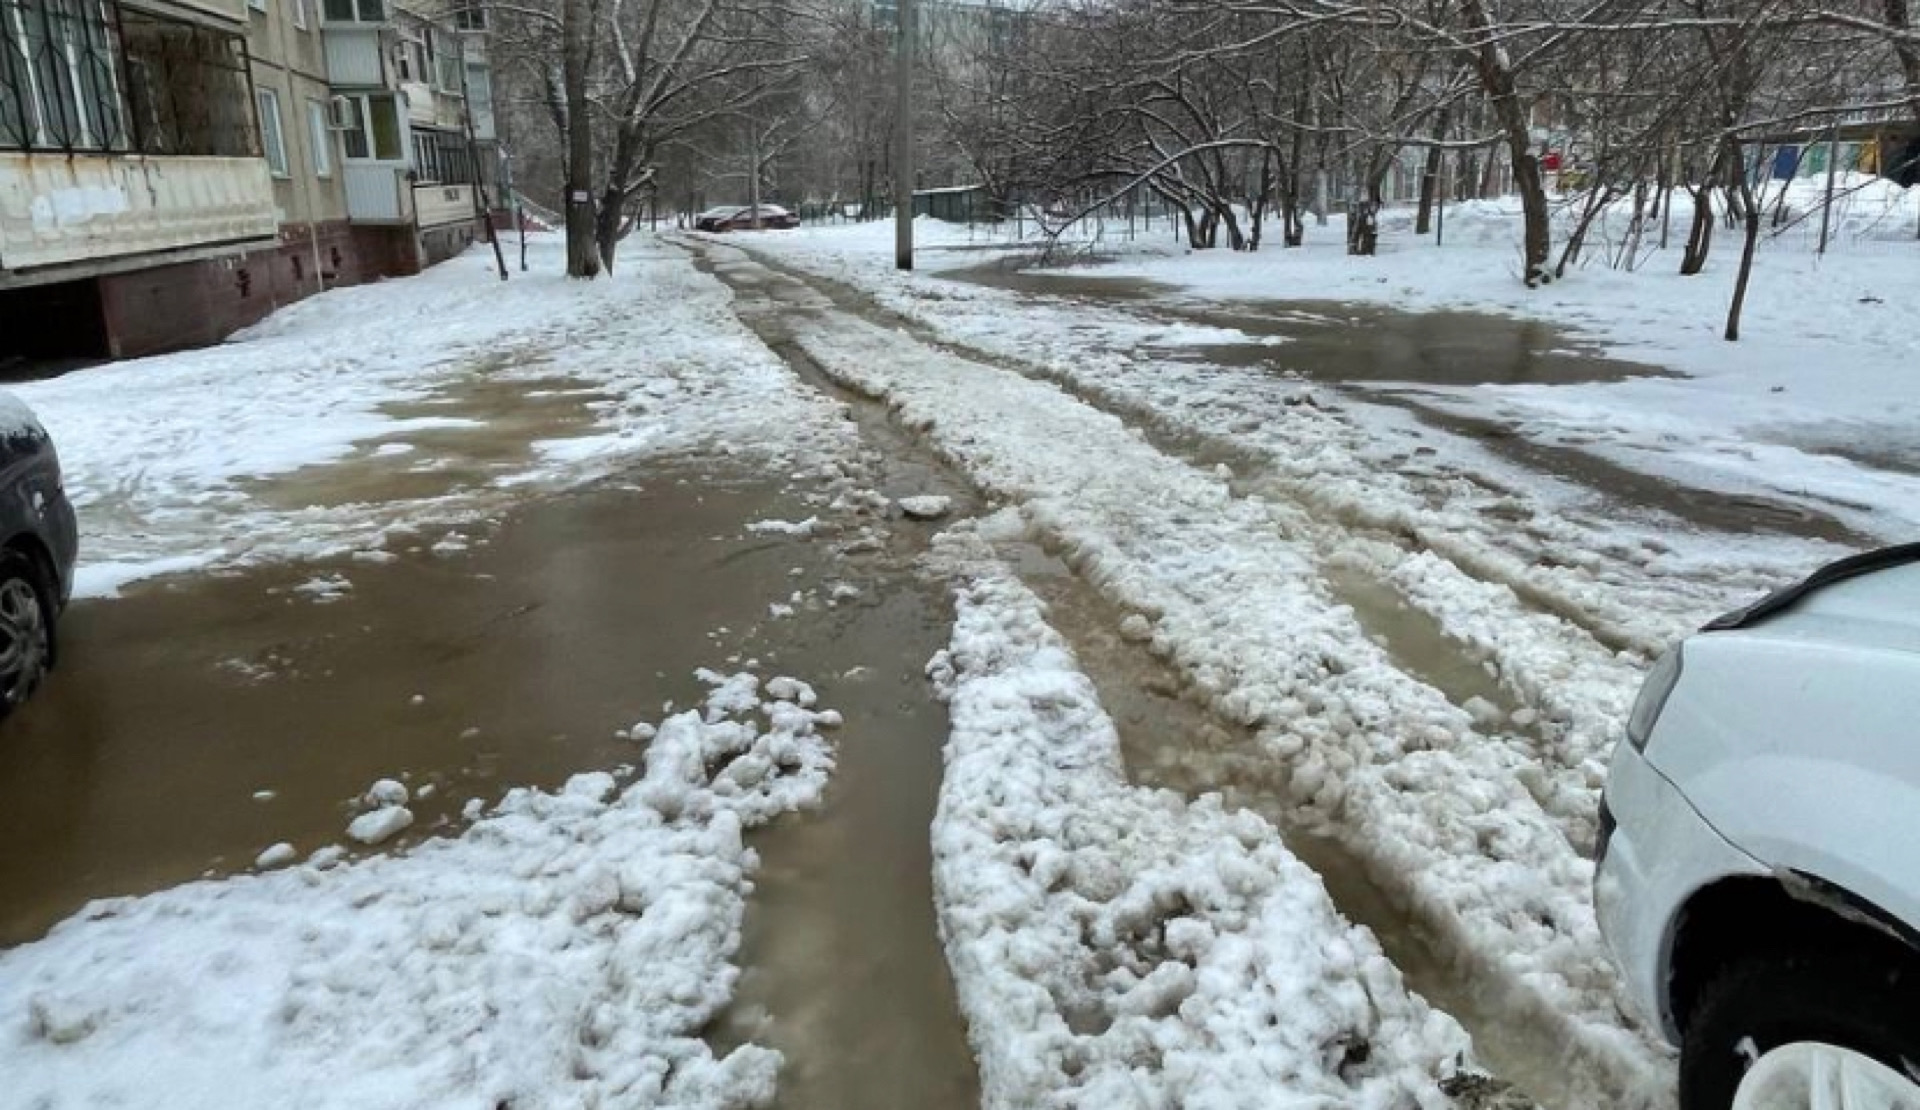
[927,536,1475,1108]
[0,670,839,1110]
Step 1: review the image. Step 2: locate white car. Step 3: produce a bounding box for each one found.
[1598,545,1920,1110]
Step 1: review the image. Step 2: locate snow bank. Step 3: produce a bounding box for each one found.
[0,671,839,1110]
[928,533,1475,1108]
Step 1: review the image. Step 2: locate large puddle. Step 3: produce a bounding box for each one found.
[0,468,801,942]
[943,259,1665,387]
[0,439,983,1107]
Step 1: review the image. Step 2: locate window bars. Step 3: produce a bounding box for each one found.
[0,0,257,156]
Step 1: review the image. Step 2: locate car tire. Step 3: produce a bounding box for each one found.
[1681,943,1920,1109]
[0,549,53,720]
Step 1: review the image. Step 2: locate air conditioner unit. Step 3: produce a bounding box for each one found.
[327,95,357,130]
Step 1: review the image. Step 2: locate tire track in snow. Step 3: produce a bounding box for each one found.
[724,238,1824,663]
[692,241,1676,1109]
[710,239,1641,857]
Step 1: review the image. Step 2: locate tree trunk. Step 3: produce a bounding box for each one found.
[1416,142,1443,234]
[562,0,599,279]
[1458,0,1551,284]
[1724,191,1762,341]
[1415,109,1451,235]
[1347,198,1379,256]
[1680,187,1714,275]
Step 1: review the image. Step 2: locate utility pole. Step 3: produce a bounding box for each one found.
[894,0,914,270]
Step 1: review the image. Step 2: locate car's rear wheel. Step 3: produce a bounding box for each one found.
[0,550,51,717]
[1683,946,1920,1109]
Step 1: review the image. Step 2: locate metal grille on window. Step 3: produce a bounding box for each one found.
[0,0,257,155]
[409,127,471,185]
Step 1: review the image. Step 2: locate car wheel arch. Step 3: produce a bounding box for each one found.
[1667,872,1920,1037]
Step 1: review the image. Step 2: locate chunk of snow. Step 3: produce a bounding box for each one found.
[346,806,414,845]
[1118,613,1154,642]
[764,677,817,707]
[254,843,298,870]
[363,778,410,808]
[745,517,819,537]
[896,494,952,520]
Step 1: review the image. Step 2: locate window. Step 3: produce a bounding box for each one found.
[306,98,330,177]
[257,86,287,176]
[451,0,486,31]
[431,30,461,92]
[321,0,382,22]
[289,0,305,30]
[2,0,126,151]
[339,92,399,161]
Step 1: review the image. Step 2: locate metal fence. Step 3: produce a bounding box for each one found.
[0,0,256,156]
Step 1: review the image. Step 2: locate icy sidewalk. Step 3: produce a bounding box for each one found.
[927,530,1476,1108]
[697,243,1675,1106]
[0,672,835,1110]
[19,236,849,596]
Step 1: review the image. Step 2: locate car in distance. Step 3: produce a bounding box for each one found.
[693,204,800,232]
[1597,544,1920,1109]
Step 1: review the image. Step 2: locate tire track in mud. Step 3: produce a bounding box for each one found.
[687,237,1672,1110]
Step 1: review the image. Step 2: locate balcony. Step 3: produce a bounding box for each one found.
[343,163,410,223]
[0,153,275,275]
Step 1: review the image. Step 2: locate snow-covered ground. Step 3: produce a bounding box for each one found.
[1,672,837,1110]
[18,236,850,597]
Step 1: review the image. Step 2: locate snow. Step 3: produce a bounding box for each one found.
[926,531,1478,1107]
[0,670,840,1110]
[896,494,954,520]
[253,843,297,870]
[25,235,856,597]
[762,193,1920,541]
[745,517,820,537]
[345,805,414,845]
[362,778,410,808]
[701,236,1680,1103]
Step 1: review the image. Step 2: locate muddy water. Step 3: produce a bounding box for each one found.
[248,366,613,510]
[692,239,984,1110]
[0,470,791,940]
[944,260,1662,388]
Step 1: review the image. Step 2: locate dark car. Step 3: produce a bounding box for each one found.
[0,393,76,718]
[694,204,800,232]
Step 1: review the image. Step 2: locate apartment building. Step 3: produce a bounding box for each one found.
[0,0,280,358]
[0,0,499,360]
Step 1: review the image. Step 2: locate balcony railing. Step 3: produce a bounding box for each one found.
[343,162,408,222]
[0,151,275,272]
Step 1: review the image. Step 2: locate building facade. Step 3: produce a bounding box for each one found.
[0,0,498,360]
